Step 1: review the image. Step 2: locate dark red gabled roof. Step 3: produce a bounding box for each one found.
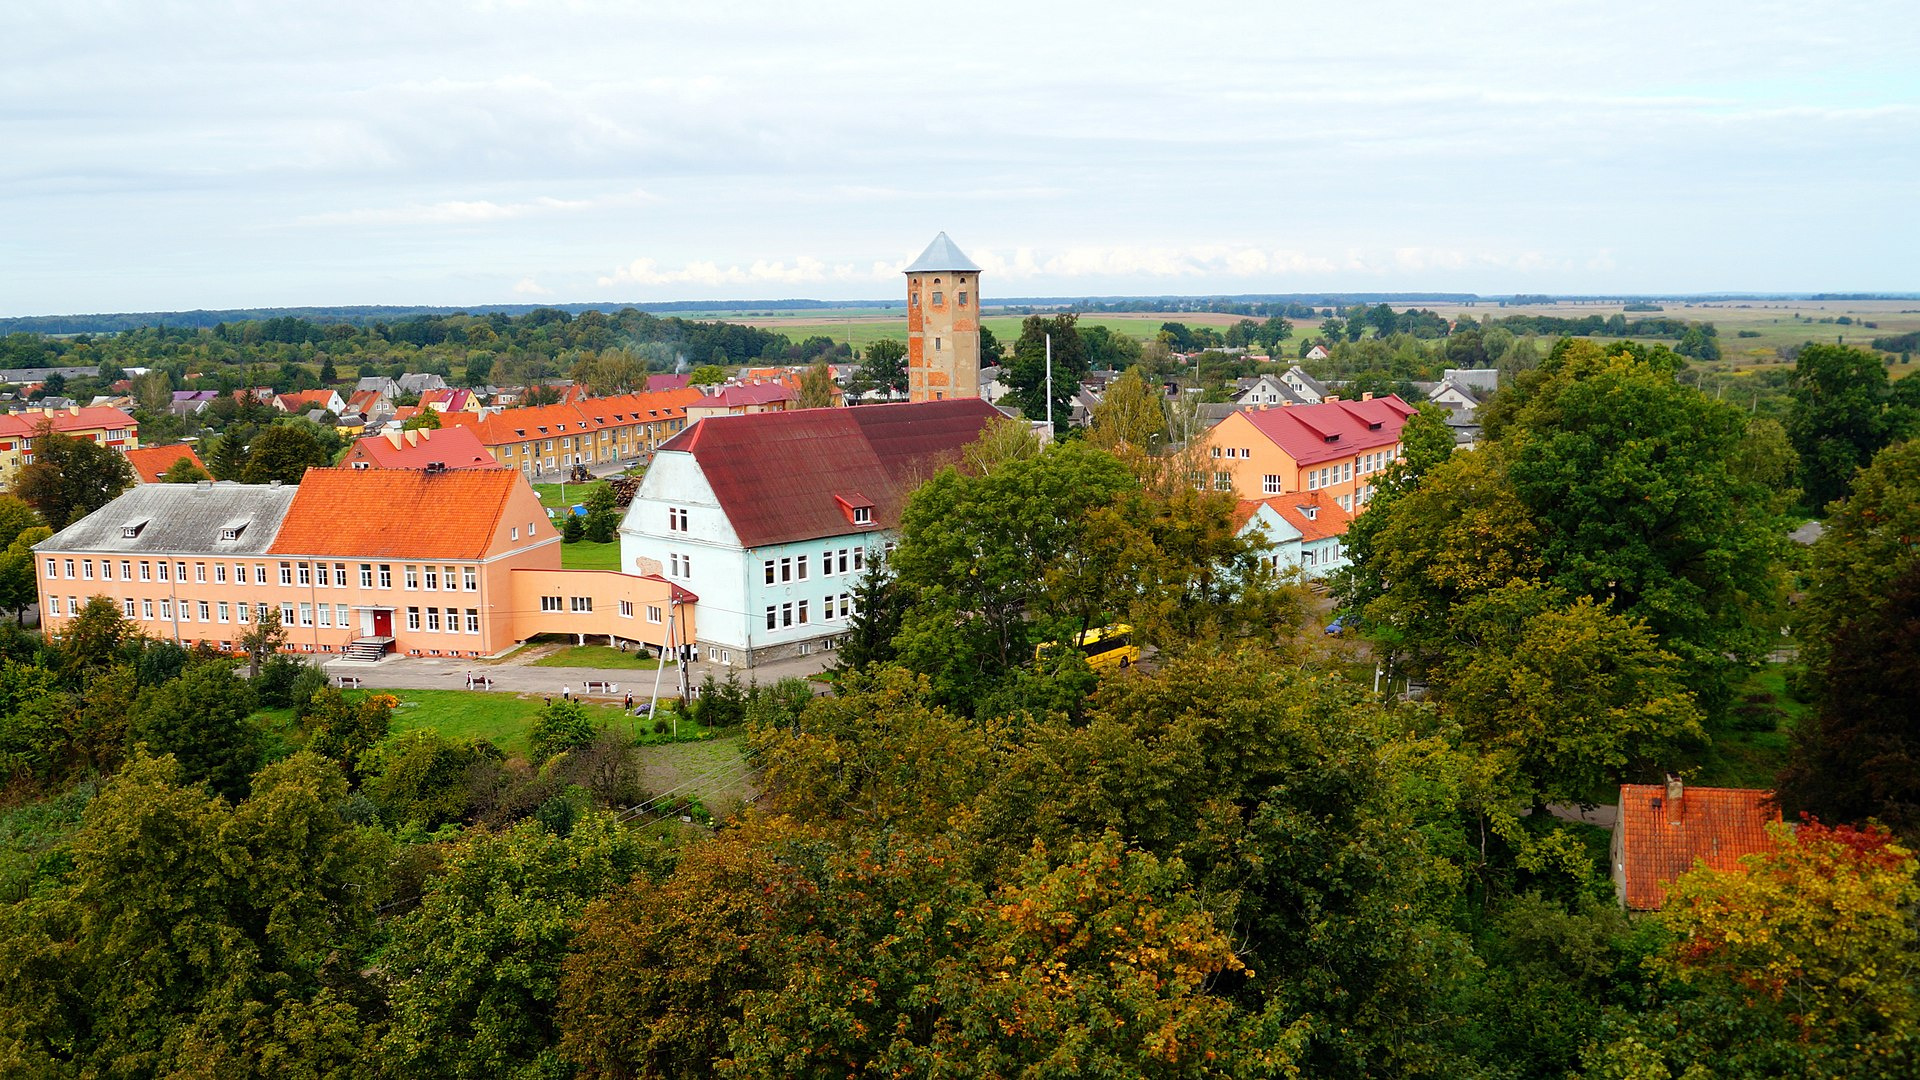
[659,398,1000,549]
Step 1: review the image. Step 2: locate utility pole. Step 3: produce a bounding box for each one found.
[1044,333,1053,430]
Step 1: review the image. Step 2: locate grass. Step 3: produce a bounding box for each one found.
[561,540,621,571]
[532,480,608,513]
[379,688,634,756]
[633,734,755,817]
[0,781,98,900]
[530,643,660,669]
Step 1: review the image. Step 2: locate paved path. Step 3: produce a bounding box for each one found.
[322,647,835,702]
[1545,803,1618,828]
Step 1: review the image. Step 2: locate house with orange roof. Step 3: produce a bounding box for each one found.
[122,443,208,484]
[0,405,140,490]
[1611,777,1781,909]
[30,468,691,660]
[419,387,481,414]
[1196,394,1417,513]
[342,426,501,471]
[442,387,703,478]
[273,389,345,415]
[1234,490,1354,579]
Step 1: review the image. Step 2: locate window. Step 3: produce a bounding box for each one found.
[540,595,562,612]
[668,507,689,532]
[237,603,250,624]
[669,553,690,578]
[336,604,349,627]
[570,596,593,612]
[159,599,172,620]
[648,605,663,624]
[529,521,537,536]
[335,564,348,587]
[780,557,791,582]
[81,560,93,580]
[853,548,865,571]
[463,567,477,591]
[361,564,373,588]
[839,593,851,618]
[934,337,942,351]
[442,566,456,591]
[932,290,943,305]
[279,562,292,586]
[766,607,777,630]
[215,564,227,584]
[466,610,479,634]
[1306,470,1319,491]
[781,602,793,627]
[193,562,204,583]
[123,598,137,617]
[299,563,313,586]
[424,567,438,590]
[299,603,313,627]
[198,601,210,622]
[1214,471,1232,491]
[121,560,131,579]
[379,565,392,589]
[511,526,519,541]
[798,599,809,625]
[764,559,775,585]
[142,600,154,620]
[837,548,849,573]
[426,608,440,631]
[1211,446,1222,458]
[853,506,872,525]
[318,605,332,627]
[404,566,418,590]
[157,561,169,582]
[1263,474,1283,495]
[619,599,634,618]
[406,607,421,631]
[796,554,808,581]
[62,559,73,578]
[175,562,186,582]
[824,592,835,619]
[254,564,268,584]
[139,561,151,581]
[958,289,968,306]
[217,602,230,623]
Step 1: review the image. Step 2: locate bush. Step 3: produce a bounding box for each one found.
[529,698,596,766]
[289,664,330,718]
[253,654,307,708]
[652,718,668,735]
[561,514,584,543]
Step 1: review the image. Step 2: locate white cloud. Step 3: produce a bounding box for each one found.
[512,277,551,296]
[297,188,653,227]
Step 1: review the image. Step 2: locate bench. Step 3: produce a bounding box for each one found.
[463,675,494,690]
[334,675,362,689]
[584,679,618,694]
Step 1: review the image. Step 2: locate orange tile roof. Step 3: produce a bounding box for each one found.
[344,426,501,470]
[457,388,704,447]
[0,406,139,438]
[276,390,339,411]
[1239,490,1352,542]
[268,467,529,560]
[122,443,207,484]
[1616,783,1780,909]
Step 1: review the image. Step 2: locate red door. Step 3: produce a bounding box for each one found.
[372,610,392,637]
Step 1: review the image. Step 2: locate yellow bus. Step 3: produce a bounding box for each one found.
[1037,624,1140,671]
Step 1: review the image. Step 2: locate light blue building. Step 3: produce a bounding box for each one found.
[619,398,1001,666]
[1236,490,1353,581]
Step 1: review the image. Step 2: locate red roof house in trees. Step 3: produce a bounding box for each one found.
[1611,777,1780,909]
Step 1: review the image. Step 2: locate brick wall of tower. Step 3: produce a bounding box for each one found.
[906,271,980,402]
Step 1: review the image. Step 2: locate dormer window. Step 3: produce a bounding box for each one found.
[854,507,872,525]
[1300,505,1318,520]
[834,492,877,527]
[120,519,147,539]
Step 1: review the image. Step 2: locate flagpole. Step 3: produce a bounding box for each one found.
[1044,334,1053,430]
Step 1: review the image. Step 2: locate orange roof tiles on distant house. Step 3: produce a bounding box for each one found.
[122,443,207,484]
[342,426,501,471]
[1612,778,1780,909]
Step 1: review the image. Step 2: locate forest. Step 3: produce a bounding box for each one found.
[0,327,1917,1077]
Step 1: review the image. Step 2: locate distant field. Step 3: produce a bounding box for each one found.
[731,311,1270,352]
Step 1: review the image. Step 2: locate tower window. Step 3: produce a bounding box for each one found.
[932,291,943,305]
[958,290,968,305]
[935,337,942,350]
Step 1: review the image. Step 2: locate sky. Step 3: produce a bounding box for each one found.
[2,0,1916,316]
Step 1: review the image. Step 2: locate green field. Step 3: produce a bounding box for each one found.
[532,480,608,512]
[633,735,755,817]
[561,540,620,571]
[530,643,660,669]
[728,312,1256,354]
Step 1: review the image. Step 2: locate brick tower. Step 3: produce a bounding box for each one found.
[904,232,981,402]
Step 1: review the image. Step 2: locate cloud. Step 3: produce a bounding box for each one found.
[297,188,653,227]
[512,277,551,296]
[597,255,869,288]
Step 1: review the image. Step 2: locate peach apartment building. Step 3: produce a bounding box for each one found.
[33,468,692,660]
[1195,395,1417,511]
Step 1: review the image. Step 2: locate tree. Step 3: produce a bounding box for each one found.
[1791,438,1920,695]
[401,408,441,430]
[305,688,394,785]
[853,337,907,396]
[319,354,337,384]
[240,424,331,485]
[1787,343,1890,510]
[686,364,728,386]
[383,813,651,1080]
[127,658,262,800]
[13,421,136,531]
[1589,821,1920,1078]
[0,495,41,548]
[529,698,596,766]
[795,360,835,408]
[0,526,49,624]
[978,323,1002,363]
[158,454,212,483]
[1004,314,1089,431]
[58,595,139,675]
[1087,366,1167,456]
[836,560,904,673]
[239,605,286,677]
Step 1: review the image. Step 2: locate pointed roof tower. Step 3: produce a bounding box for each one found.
[904,232,981,274]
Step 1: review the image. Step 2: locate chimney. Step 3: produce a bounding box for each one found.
[1362,392,1374,401]
[270,480,282,488]
[1281,400,1292,407]
[1665,774,1684,807]
[196,479,212,490]
[1326,394,1340,402]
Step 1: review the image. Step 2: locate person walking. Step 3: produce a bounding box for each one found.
[562,685,572,701]
[624,691,634,712]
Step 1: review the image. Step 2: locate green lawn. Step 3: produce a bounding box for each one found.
[561,540,621,571]
[532,480,608,513]
[531,643,660,669]
[380,689,632,756]
[634,735,755,817]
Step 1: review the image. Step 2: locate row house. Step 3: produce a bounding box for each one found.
[32,469,692,661]
[622,398,1000,666]
[439,387,704,478]
[1196,395,1417,513]
[0,406,140,489]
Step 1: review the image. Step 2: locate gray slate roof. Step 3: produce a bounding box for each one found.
[903,232,981,273]
[36,482,297,556]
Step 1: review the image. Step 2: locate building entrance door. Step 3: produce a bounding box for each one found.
[372,609,392,637]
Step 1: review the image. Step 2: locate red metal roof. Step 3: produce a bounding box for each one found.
[659,398,1001,548]
[343,426,502,471]
[1616,783,1780,909]
[1239,396,1417,467]
[0,406,138,438]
